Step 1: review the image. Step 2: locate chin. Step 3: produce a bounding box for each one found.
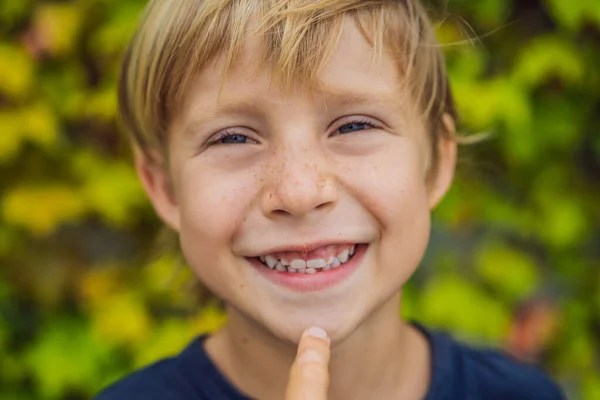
[259,304,364,345]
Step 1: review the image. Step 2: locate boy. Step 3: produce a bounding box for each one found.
[97,0,564,398]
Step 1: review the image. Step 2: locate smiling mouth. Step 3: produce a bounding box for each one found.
[254,243,358,274]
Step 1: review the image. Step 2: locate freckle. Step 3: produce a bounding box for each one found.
[240,336,249,345]
[239,284,244,289]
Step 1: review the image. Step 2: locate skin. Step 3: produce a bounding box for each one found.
[136,18,456,400]
[286,327,332,400]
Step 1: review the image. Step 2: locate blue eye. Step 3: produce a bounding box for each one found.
[221,134,247,144]
[337,121,373,134]
[213,132,251,145]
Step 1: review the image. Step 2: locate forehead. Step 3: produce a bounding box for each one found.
[175,18,409,126]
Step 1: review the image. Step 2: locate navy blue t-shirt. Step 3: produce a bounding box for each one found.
[96,324,564,399]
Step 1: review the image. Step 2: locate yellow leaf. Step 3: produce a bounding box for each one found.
[133,319,197,368]
[82,163,146,226]
[84,85,118,121]
[91,292,151,347]
[20,102,59,148]
[191,305,228,334]
[0,103,58,162]
[1,185,86,236]
[0,111,23,162]
[33,4,82,56]
[0,44,35,98]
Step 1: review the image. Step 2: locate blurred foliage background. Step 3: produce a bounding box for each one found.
[0,0,598,399]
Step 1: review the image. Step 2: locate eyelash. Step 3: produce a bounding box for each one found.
[332,118,377,136]
[209,117,380,146]
[210,129,254,146]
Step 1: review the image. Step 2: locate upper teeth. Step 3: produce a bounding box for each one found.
[265,255,277,268]
[259,245,357,273]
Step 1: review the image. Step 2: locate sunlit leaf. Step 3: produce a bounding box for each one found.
[536,195,588,248]
[23,318,111,399]
[475,242,540,301]
[90,291,151,347]
[190,304,228,334]
[20,102,59,149]
[583,374,600,400]
[0,111,23,162]
[0,44,35,98]
[420,273,511,342]
[133,318,196,368]
[88,2,147,56]
[32,3,82,56]
[83,84,118,121]
[81,162,147,226]
[72,150,148,226]
[513,35,585,87]
[544,0,600,30]
[1,185,87,236]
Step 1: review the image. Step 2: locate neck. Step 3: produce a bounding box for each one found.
[204,292,431,400]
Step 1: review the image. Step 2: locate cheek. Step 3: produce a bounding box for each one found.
[341,140,431,225]
[339,140,431,275]
[175,161,259,270]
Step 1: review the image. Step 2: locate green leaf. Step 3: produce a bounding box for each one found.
[513,35,585,87]
[420,273,511,342]
[0,0,32,32]
[23,318,112,399]
[132,319,195,368]
[88,2,146,57]
[70,150,149,226]
[583,373,600,400]
[544,0,600,30]
[475,242,540,301]
[473,0,511,27]
[535,195,588,248]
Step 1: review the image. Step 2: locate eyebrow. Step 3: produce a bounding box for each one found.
[322,90,384,104]
[317,89,400,111]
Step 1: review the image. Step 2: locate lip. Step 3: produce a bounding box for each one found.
[255,240,359,256]
[248,244,368,292]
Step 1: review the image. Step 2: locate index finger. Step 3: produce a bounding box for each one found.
[285,327,331,400]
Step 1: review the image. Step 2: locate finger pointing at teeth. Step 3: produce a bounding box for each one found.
[285,327,331,400]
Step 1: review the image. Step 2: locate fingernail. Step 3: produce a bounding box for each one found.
[305,326,329,343]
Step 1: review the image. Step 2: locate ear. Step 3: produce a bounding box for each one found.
[427,113,457,209]
[134,147,181,232]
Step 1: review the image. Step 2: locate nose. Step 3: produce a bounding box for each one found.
[261,147,338,219]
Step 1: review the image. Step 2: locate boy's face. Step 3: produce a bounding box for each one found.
[139,20,455,342]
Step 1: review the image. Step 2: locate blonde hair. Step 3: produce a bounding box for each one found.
[119,0,457,169]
